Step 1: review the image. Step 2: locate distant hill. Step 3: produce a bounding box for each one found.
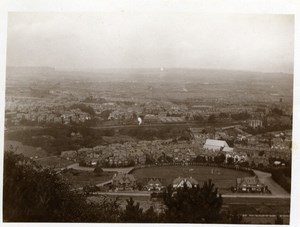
[6,66,56,75]
[5,67,293,85]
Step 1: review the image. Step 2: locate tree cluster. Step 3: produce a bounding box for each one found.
[162,180,223,223]
[119,126,191,141]
[231,111,251,120]
[4,151,120,222]
[5,125,114,155]
[69,103,96,116]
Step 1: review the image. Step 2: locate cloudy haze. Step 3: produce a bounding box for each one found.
[7,13,294,73]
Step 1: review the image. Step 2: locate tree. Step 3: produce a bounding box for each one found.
[121,197,143,222]
[231,111,251,120]
[239,161,249,167]
[195,155,206,163]
[257,163,264,169]
[227,209,244,224]
[145,154,155,165]
[271,168,291,193]
[219,112,229,119]
[128,159,136,167]
[69,103,95,116]
[121,198,161,223]
[208,114,216,123]
[79,159,87,167]
[268,137,272,148]
[215,153,226,164]
[251,161,256,168]
[162,179,223,223]
[83,185,99,195]
[4,151,82,221]
[271,108,283,116]
[226,139,234,147]
[194,114,204,123]
[93,164,103,176]
[142,206,161,223]
[274,214,284,224]
[100,110,112,120]
[227,157,234,165]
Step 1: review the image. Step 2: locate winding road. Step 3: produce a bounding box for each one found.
[253,169,290,197]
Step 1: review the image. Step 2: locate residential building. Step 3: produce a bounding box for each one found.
[172,176,198,188]
[112,173,136,191]
[236,176,266,193]
[145,178,164,191]
[203,139,233,152]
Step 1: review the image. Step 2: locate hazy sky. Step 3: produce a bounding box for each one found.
[7,13,294,73]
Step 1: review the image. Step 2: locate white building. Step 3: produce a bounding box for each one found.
[203,139,233,152]
[172,177,198,188]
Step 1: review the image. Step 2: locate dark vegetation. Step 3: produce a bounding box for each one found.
[3,151,119,222]
[271,167,291,193]
[274,214,284,224]
[162,180,223,223]
[82,96,106,104]
[5,125,192,156]
[119,126,191,141]
[99,110,113,120]
[231,111,251,120]
[69,103,96,116]
[93,164,104,176]
[270,108,284,116]
[244,124,292,135]
[208,114,216,123]
[5,126,114,155]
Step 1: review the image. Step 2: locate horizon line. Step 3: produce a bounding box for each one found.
[6,65,294,75]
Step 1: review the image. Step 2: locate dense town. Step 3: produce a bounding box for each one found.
[4,67,293,224]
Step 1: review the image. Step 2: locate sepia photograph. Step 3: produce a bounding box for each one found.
[0,1,299,226]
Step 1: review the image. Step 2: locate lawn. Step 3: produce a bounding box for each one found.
[61,169,116,188]
[132,165,252,190]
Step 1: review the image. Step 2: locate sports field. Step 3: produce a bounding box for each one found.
[132,165,252,190]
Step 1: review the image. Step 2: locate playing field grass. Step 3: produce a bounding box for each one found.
[132,165,252,190]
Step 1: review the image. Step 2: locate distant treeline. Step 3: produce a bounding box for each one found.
[119,126,191,141]
[5,126,114,155]
[5,125,192,155]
